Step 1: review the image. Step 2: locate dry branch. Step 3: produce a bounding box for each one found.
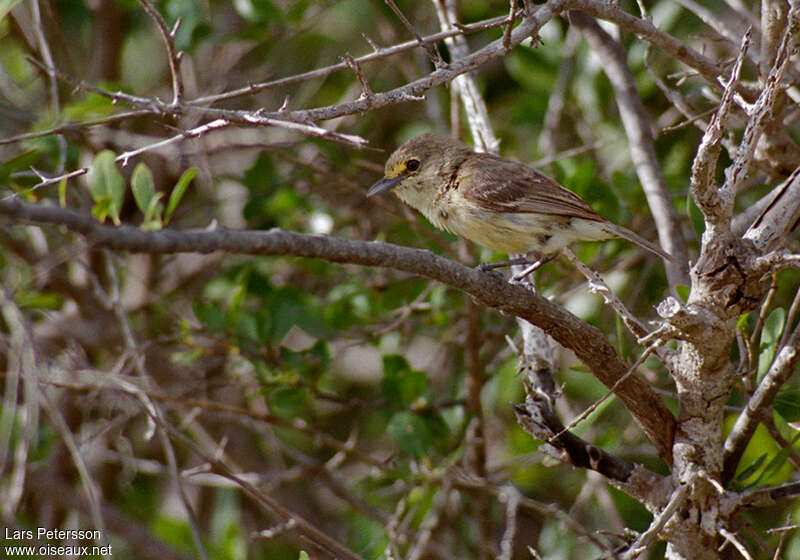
[0,197,677,461]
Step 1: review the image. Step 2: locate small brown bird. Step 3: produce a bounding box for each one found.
[368,133,675,264]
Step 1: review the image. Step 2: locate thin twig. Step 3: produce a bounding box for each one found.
[498,485,521,560]
[562,248,651,341]
[569,11,688,283]
[190,11,525,106]
[549,343,657,442]
[621,482,690,559]
[102,250,209,559]
[30,0,67,174]
[342,53,374,101]
[385,0,444,68]
[778,284,800,349]
[137,0,183,105]
[503,0,518,52]
[718,527,754,560]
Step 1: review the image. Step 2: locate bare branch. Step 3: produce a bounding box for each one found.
[744,165,800,253]
[0,198,677,460]
[384,0,445,68]
[342,53,374,101]
[503,0,519,52]
[718,527,754,560]
[761,0,790,69]
[562,248,649,340]
[116,118,230,166]
[433,0,500,153]
[0,110,154,147]
[620,482,690,559]
[137,0,183,105]
[190,11,528,107]
[26,471,193,560]
[689,28,750,227]
[30,0,67,173]
[151,411,369,560]
[720,9,799,201]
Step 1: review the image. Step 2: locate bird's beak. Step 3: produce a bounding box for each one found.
[367,176,402,197]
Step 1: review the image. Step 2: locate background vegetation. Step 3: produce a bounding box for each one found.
[0,1,798,559]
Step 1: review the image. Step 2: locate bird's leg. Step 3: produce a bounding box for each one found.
[476,257,533,280]
[510,255,555,282]
[476,257,532,273]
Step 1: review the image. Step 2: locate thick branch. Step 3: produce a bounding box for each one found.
[744,165,800,253]
[0,198,676,461]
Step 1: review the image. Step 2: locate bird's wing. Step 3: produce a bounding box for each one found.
[458,152,605,222]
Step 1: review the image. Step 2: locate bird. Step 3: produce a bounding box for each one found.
[367,133,676,269]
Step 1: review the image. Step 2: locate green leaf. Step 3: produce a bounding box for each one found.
[232,0,283,22]
[268,386,308,418]
[58,178,67,207]
[736,453,766,482]
[758,308,786,380]
[736,312,750,331]
[761,308,786,347]
[774,389,800,423]
[142,195,165,230]
[193,302,226,332]
[759,432,800,483]
[62,91,116,121]
[0,148,44,188]
[91,197,111,223]
[387,411,432,457]
[675,285,690,303]
[298,552,310,560]
[235,314,260,342]
[380,356,429,407]
[131,163,155,213]
[87,150,125,225]
[164,167,197,224]
[382,354,410,376]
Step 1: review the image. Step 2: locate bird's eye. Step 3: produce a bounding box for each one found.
[406,159,420,172]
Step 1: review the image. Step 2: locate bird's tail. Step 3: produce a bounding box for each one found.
[603,223,678,264]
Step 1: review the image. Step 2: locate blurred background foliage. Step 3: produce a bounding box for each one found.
[1,0,799,559]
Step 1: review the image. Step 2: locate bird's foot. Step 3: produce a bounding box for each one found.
[477,257,539,281]
[510,255,555,282]
[477,257,530,280]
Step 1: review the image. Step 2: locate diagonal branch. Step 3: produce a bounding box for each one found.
[0,198,677,462]
[188,10,526,107]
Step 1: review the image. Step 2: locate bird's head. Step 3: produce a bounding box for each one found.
[367,134,472,200]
